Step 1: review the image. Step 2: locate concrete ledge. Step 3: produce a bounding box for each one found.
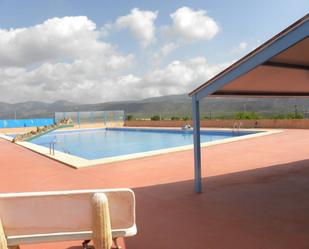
[0,127,281,169]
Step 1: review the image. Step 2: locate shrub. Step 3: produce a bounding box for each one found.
[182,116,190,121]
[151,115,160,121]
[234,111,260,120]
[272,113,304,119]
[126,115,133,121]
[272,114,285,119]
[171,116,180,120]
[292,113,304,119]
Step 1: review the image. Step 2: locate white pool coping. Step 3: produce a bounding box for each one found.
[0,127,282,169]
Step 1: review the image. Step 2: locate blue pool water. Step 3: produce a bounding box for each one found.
[28,128,257,160]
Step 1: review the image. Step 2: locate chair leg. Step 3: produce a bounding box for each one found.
[0,219,8,249]
[82,240,91,249]
[112,238,121,249]
[92,193,112,249]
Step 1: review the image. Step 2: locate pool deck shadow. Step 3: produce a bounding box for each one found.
[126,159,309,249]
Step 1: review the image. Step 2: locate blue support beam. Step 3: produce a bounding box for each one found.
[192,95,202,193]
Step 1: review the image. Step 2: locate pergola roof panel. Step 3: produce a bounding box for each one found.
[189,14,309,99]
[269,37,309,66]
[216,64,309,97]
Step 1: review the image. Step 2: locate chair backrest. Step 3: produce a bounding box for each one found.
[0,189,135,237]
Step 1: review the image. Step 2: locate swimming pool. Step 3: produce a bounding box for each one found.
[28,128,257,160]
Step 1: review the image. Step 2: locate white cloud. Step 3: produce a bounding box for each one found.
[239,42,247,50]
[0,16,125,67]
[159,42,178,57]
[115,8,158,47]
[151,42,179,67]
[0,55,230,103]
[230,41,248,54]
[0,59,134,103]
[164,7,219,42]
[136,57,231,97]
[0,16,136,103]
[0,15,229,104]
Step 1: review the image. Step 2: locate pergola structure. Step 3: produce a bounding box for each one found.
[189,14,309,193]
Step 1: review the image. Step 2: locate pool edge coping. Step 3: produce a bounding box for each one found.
[0,127,282,169]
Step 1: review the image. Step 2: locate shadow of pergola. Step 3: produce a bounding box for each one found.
[125,159,309,249]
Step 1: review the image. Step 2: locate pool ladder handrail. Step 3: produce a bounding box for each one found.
[49,140,70,155]
[232,122,242,135]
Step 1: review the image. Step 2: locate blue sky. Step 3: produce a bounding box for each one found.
[0,0,308,103]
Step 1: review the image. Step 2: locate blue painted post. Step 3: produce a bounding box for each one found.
[192,95,202,193]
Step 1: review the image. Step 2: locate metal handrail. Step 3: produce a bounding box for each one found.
[49,141,55,155]
[232,122,237,135]
[232,122,242,135]
[49,140,70,155]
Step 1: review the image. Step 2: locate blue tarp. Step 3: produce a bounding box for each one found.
[0,119,54,128]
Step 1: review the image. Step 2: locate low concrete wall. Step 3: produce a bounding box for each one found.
[125,119,309,129]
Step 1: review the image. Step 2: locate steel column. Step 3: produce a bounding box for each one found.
[192,95,202,193]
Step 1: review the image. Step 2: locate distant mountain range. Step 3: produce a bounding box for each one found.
[1,94,309,119]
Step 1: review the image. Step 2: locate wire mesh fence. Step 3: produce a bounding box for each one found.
[54,110,125,126]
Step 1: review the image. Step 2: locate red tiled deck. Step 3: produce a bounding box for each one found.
[0,129,309,248]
